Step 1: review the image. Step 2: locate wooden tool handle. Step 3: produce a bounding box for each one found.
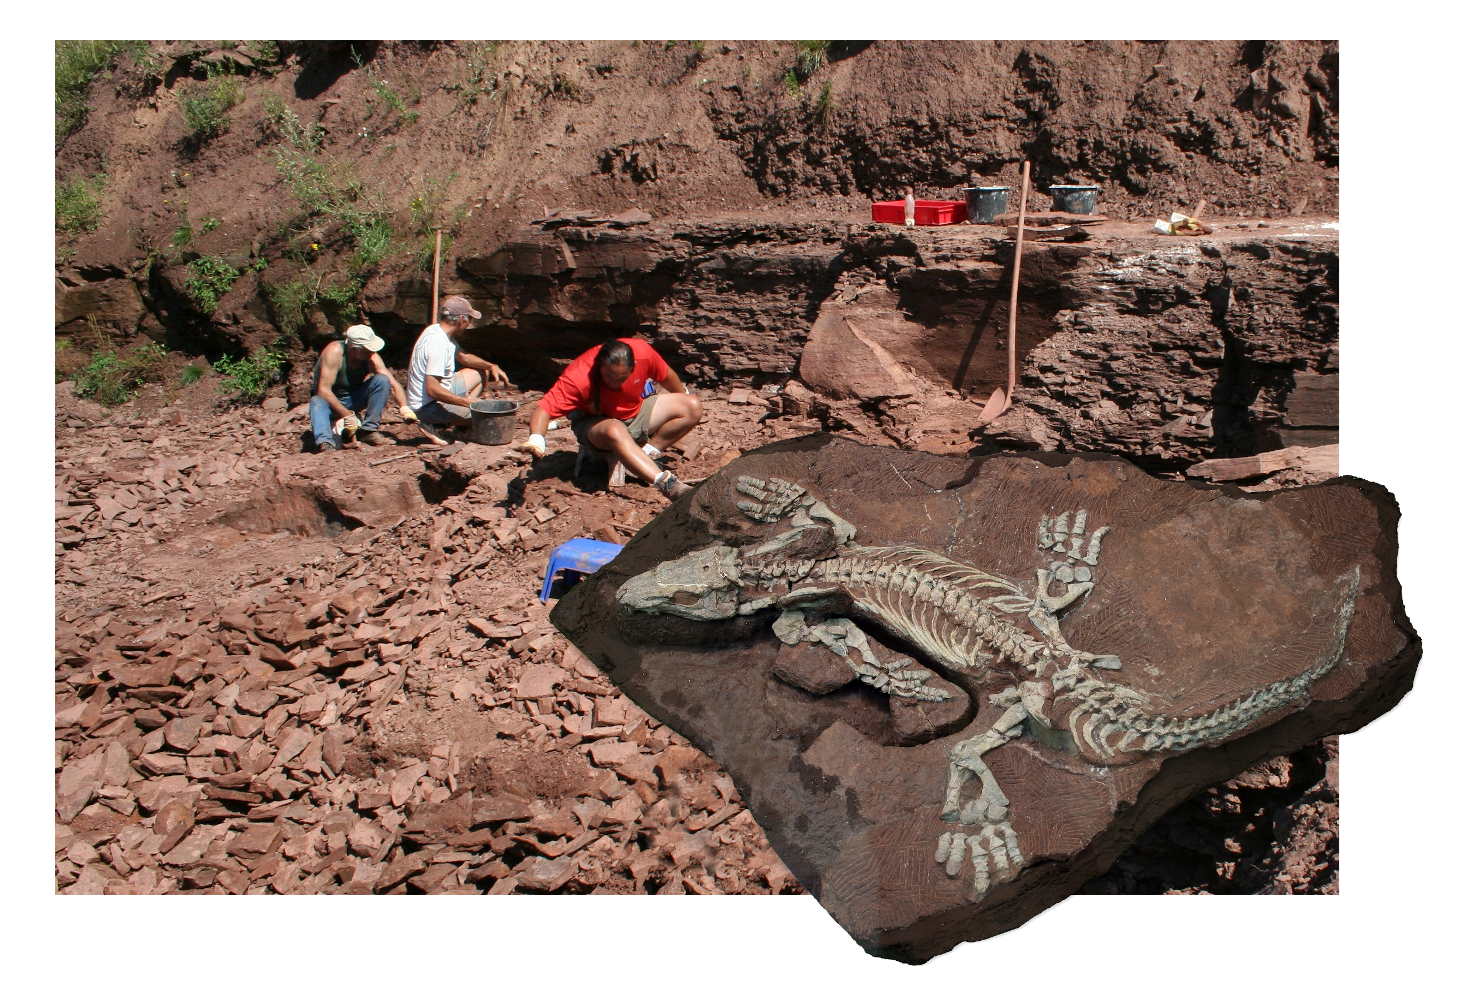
[1007,161,1031,396]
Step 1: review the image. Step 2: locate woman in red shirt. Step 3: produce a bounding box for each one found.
[523,337,702,500]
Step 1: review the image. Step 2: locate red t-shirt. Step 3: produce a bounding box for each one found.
[538,338,669,421]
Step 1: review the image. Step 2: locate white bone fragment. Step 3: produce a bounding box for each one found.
[945,833,966,875]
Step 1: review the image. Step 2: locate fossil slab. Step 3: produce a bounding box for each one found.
[552,436,1418,962]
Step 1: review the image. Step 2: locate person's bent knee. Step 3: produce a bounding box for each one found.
[586,418,632,449]
[366,373,390,390]
[686,393,704,421]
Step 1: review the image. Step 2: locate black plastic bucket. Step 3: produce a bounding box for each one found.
[964,187,1011,223]
[469,399,519,445]
[1049,185,1100,214]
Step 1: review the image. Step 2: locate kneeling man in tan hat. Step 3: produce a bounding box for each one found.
[407,295,509,445]
[310,324,415,451]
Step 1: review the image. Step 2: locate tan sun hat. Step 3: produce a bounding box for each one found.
[344,324,384,352]
[441,295,482,320]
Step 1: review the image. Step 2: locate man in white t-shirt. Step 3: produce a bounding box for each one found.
[408,295,509,445]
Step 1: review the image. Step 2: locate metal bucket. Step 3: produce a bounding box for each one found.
[469,399,519,445]
[964,187,1011,224]
[1049,185,1101,214]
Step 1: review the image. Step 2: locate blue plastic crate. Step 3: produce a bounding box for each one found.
[540,537,624,602]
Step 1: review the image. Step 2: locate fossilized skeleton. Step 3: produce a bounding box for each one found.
[617,476,1362,899]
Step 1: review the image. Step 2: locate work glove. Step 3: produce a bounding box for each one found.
[400,405,418,423]
[519,433,547,459]
[341,414,360,434]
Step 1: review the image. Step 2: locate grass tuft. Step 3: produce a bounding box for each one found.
[180,63,244,142]
[73,343,170,405]
[56,173,106,233]
[815,81,835,126]
[795,41,831,79]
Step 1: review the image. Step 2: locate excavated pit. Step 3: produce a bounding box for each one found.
[219,451,431,538]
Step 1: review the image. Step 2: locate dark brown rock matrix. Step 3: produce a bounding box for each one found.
[552,436,1416,961]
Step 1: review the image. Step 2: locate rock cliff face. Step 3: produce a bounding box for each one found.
[400,220,1335,470]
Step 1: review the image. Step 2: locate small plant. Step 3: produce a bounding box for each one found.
[372,78,407,114]
[795,41,831,78]
[246,40,280,66]
[179,364,205,386]
[346,213,393,272]
[783,68,801,100]
[457,41,502,107]
[180,63,244,142]
[550,74,582,100]
[73,342,170,406]
[170,201,194,249]
[200,216,221,233]
[319,276,363,326]
[409,174,463,269]
[690,40,707,63]
[185,255,240,313]
[58,248,76,265]
[815,81,835,125]
[55,338,73,382]
[214,342,288,400]
[56,173,106,234]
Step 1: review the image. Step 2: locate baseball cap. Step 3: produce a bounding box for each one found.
[441,295,483,320]
[344,324,385,352]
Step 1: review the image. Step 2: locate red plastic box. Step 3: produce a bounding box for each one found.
[871,199,968,225]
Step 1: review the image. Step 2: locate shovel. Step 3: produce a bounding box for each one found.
[980,160,1031,423]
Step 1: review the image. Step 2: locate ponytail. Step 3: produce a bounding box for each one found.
[590,338,635,415]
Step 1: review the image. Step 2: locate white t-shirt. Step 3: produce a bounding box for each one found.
[407,324,459,409]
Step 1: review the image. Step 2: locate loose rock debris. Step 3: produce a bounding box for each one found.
[54,385,818,895]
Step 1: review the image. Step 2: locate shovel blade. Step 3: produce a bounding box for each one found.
[978,388,1012,423]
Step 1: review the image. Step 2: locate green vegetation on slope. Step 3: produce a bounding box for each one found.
[55,40,146,144]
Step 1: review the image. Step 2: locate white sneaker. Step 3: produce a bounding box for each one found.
[642,443,661,459]
[418,421,449,446]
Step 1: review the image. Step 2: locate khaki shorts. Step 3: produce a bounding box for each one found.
[570,394,658,449]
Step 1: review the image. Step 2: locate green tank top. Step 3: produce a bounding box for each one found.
[314,341,370,398]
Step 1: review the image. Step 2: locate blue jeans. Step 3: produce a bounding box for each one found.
[310,373,391,446]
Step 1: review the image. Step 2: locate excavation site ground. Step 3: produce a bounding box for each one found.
[54,40,1344,899]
